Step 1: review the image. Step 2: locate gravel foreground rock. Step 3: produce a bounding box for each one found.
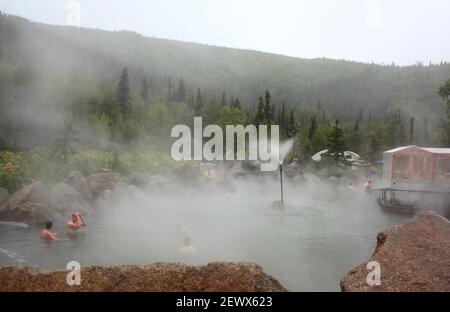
[0,262,287,292]
[341,212,450,292]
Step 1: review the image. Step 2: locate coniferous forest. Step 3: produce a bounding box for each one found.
[0,12,450,190]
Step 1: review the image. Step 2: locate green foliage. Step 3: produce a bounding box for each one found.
[0,148,179,191]
[194,88,203,115]
[327,120,347,167]
[52,120,78,164]
[141,76,149,103]
[0,151,24,192]
[1,14,450,175]
[285,111,299,138]
[116,152,178,175]
[217,106,246,129]
[203,100,221,124]
[117,68,131,121]
[438,78,450,147]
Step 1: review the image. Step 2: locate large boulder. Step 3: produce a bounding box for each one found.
[128,172,149,189]
[341,212,450,292]
[49,183,92,217]
[0,262,287,291]
[172,164,202,185]
[64,171,93,202]
[3,181,52,224]
[86,172,120,198]
[0,187,8,212]
[112,181,144,199]
[148,174,172,188]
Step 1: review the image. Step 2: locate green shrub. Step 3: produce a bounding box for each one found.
[0,151,25,193]
[0,148,179,191]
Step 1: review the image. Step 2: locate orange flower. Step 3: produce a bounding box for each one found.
[6,162,13,170]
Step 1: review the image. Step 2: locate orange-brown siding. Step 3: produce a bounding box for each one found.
[391,147,450,181]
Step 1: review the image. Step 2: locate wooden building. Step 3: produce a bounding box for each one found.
[383,145,450,192]
[378,146,450,215]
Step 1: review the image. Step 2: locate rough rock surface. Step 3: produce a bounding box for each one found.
[64,170,93,202]
[111,181,144,200]
[341,212,450,292]
[49,183,92,217]
[0,187,8,212]
[86,172,120,198]
[0,262,287,292]
[1,181,53,224]
[128,172,149,189]
[172,164,202,186]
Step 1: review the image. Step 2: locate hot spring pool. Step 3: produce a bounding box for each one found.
[0,179,408,291]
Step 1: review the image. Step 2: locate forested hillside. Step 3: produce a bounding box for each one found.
[0,12,449,155]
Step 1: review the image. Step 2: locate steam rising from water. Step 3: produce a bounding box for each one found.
[0,169,408,291]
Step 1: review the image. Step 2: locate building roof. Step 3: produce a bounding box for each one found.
[421,147,450,154]
[384,145,450,155]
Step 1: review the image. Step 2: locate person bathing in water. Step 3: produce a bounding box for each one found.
[364,179,372,193]
[40,221,59,241]
[67,212,87,231]
[178,236,196,256]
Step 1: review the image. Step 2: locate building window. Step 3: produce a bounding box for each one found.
[437,159,450,174]
[394,156,409,178]
[413,157,422,174]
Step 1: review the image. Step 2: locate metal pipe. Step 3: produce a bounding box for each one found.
[280,163,284,203]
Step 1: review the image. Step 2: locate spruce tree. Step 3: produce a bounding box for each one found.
[194,88,203,115]
[167,77,172,102]
[399,122,406,146]
[117,68,131,121]
[409,116,415,145]
[438,78,450,147]
[141,76,149,103]
[263,90,273,124]
[176,78,186,102]
[254,96,264,126]
[53,120,78,164]
[286,110,298,138]
[309,116,317,140]
[367,132,381,163]
[232,98,241,109]
[349,122,362,154]
[327,120,346,167]
[221,93,227,106]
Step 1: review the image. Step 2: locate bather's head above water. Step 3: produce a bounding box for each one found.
[183,236,191,246]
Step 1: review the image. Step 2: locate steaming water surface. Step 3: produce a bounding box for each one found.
[0,177,408,291]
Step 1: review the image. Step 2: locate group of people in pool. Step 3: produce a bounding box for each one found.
[40,214,195,256]
[40,212,87,241]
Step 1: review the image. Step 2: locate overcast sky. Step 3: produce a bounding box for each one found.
[1,0,449,65]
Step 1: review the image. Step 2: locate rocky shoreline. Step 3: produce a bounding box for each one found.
[341,212,450,292]
[0,163,378,226]
[0,262,287,292]
[0,165,241,225]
